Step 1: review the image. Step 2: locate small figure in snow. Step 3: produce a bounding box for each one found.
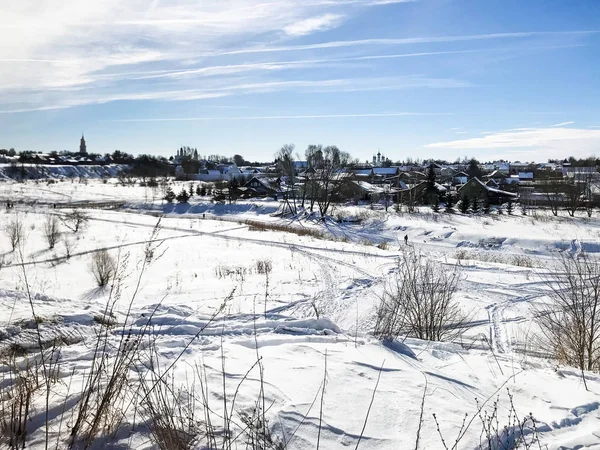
[202,213,206,219]
[404,234,408,245]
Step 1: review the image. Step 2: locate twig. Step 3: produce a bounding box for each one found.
[355,359,385,450]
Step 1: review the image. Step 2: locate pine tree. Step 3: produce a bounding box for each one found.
[431,194,440,213]
[445,194,455,213]
[176,188,190,203]
[164,187,175,203]
[471,197,480,213]
[459,196,470,214]
[228,177,239,203]
[426,164,437,201]
[189,183,194,197]
[200,185,207,196]
[483,198,491,214]
[196,185,202,196]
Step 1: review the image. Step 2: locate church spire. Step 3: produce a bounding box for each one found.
[79,133,87,154]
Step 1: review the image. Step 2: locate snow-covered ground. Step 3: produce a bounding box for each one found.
[0,179,599,449]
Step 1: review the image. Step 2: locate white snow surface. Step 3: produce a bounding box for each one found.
[0,178,599,449]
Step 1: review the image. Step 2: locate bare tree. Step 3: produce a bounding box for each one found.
[374,251,466,342]
[4,215,24,252]
[564,178,584,217]
[303,144,323,212]
[537,251,600,380]
[63,238,76,259]
[582,171,599,217]
[90,249,116,287]
[540,179,563,216]
[313,146,352,218]
[275,144,297,215]
[61,210,89,233]
[43,215,60,249]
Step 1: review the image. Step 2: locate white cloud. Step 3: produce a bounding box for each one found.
[553,121,575,127]
[105,112,450,122]
[0,76,467,113]
[210,30,598,57]
[1,0,597,113]
[283,14,345,36]
[426,127,600,160]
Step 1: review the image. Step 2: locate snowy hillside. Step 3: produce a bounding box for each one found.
[0,180,599,450]
[0,163,128,180]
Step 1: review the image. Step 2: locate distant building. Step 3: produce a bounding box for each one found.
[79,134,87,155]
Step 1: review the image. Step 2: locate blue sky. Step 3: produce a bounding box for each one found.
[1,0,599,163]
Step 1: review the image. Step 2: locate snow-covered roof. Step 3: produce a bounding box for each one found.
[460,177,518,197]
[372,167,398,175]
[434,182,447,192]
[351,181,386,194]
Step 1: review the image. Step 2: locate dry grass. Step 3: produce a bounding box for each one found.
[376,241,389,250]
[246,220,326,240]
[455,250,536,268]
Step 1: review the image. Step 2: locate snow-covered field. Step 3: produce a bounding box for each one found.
[0,179,599,449]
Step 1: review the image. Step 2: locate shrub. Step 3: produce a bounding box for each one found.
[61,210,89,233]
[255,259,273,275]
[375,251,466,342]
[537,251,600,376]
[43,215,60,249]
[90,249,116,287]
[4,215,24,252]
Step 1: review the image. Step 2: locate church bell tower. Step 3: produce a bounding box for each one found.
[79,134,87,155]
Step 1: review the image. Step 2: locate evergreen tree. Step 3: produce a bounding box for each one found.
[164,187,175,203]
[445,193,455,213]
[471,196,480,213]
[483,198,491,214]
[459,196,470,214]
[196,185,202,196]
[507,200,514,215]
[228,177,239,203]
[200,185,207,196]
[176,188,190,203]
[467,158,483,179]
[431,194,440,212]
[425,164,437,201]
[189,183,194,197]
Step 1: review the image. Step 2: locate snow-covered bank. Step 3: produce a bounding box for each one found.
[0,163,128,180]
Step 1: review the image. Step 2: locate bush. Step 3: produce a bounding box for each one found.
[61,210,89,233]
[90,249,116,287]
[537,251,600,376]
[255,259,273,275]
[43,215,60,249]
[375,251,466,342]
[4,215,24,252]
